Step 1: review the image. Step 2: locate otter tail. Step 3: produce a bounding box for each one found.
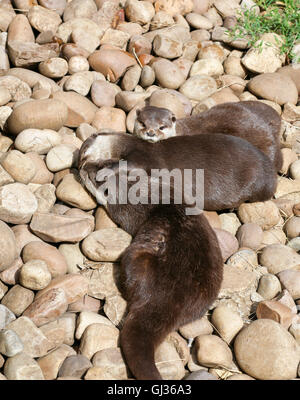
[120,305,168,380]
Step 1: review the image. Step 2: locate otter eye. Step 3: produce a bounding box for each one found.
[159,126,166,130]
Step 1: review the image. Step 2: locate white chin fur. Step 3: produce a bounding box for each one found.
[84,135,114,162]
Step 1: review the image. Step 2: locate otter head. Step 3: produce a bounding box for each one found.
[133,106,177,142]
[78,132,124,206]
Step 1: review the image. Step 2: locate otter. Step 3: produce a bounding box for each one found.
[79,131,277,212]
[79,145,224,380]
[133,101,283,171]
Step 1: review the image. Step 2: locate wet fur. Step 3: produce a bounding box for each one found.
[134,101,283,171]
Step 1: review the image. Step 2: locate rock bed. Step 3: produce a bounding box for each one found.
[0,0,299,381]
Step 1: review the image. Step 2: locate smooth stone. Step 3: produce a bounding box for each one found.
[7,99,68,136]
[58,354,92,378]
[82,228,132,262]
[152,58,185,89]
[0,221,17,272]
[35,274,89,305]
[179,317,213,339]
[6,317,52,358]
[277,270,300,300]
[256,300,294,329]
[37,344,75,380]
[257,274,282,300]
[0,304,16,330]
[234,319,300,380]
[58,243,85,274]
[19,259,52,291]
[75,311,114,340]
[14,128,61,155]
[214,229,239,262]
[236,223,263,251]
[22,241,67,278]
[179,75,217,101]
[248,73,298,105]
[1,150,36,184]
[238,201,281,230]
[284,216,300,239]
[195,334,233,369]
[46,144,78,172]
[92,106,126,132]
[259,244,300,274]
[92,348,127,380]
[211,306,244,344]
[103,294,127,326]
[79,323,119,360]
[90,80,120,108]
[1,284,34,316]
[4,352,44,380]
[0,329,24,357]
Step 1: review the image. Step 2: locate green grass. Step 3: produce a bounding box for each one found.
[229,0,300,62]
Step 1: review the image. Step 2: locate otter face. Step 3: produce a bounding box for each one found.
[133,106,177,143]
[78,132,122,206]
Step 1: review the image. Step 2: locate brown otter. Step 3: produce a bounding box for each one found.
[79,149,223,380]
[78,131,277,212]
[133,101,282,171]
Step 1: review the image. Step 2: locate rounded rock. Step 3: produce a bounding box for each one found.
[257,274,282,300]
[211,306,244,344]
[14,129,61,155]
[7,99,68,136]
[152,59,185,90]
[179,75,217,101]
[236,223,263,251]
[46,144,78,172]
[234,319,300,380]
[195,334,233,369]
[0,221,17,273]
[19,259,52,291]
[39,57,68,78]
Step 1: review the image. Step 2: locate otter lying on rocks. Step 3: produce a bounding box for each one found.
[79,131,277,212]
[78,142,223,380]
[133,101,282,171]
[78,131,276,380]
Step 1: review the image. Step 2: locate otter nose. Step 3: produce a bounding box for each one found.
[146,131,155,137]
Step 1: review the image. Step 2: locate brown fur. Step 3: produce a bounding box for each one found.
[80,158,223,380]
[79,132,277,212]
[134,101,283,171]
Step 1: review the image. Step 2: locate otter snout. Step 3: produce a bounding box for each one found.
[146,131,156,138]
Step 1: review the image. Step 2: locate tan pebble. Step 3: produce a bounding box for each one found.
[238,201,281,230]
[37,344,75,380]
[213,228,239,262]
[236,223,263,251]
[92,106,126,132]
[6,316,52,358]
[1,285,34,316]
[22,241,67,278]
[4,352,44,380]
[277,270,300,300]
[19,259,52,290]
[1,150,36,184]
[234,319,299,380]
[58,354,92,378]
[92,348,128,379]
[259,244,300,274]
[154,340,185,380]
[75,311,113,340]
[257,274,281,300]
[79,323,119,360]
[179,317,213,339]
[195,334,233,369]
[211,306,244,344]
[256,300,294,329]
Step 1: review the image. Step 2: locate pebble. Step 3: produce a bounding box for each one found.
[91,80,120,108]
[46,144,78,172]
[92,106,126,132]
[58,354,92,378]
[284,216,300,239]
[248,73,298,105]
[211,306,244,344]
[92,348,128,380]
[238,201,281,230]
[75,311,114,340]
[0,329,24,357]
[219,213,241,236]
[257,274,281,300]
[259,244,300,274]
[277,270,300,300]
[4,352,44,380]
[37,344,76,380]
[179,75,217,101]
[0,221,17,273]
[35,273,89,305]
[14,128,61,155]
[195,334,233,369]
[82,228,132,262]
[56,173,97,210]
[179,318,213,339]
[81,263,120,300]
[0,305,16,330]
[153,34,183,59]
[58,243,85,274]
[236,223,263,251]
[6,317,52,358]
[19,259,52,290]
[79,323,119,360]
[190,59,224,77]
[256,300,294,329]
[103,294,127,326]
[22,241,68,278]
[68,295,101,314]
[1,284,34,317]
[7,99,68,136]
[154,340,185,380]
[213,229,239,262]
[152,58,185,89]
[234,319,299,380]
